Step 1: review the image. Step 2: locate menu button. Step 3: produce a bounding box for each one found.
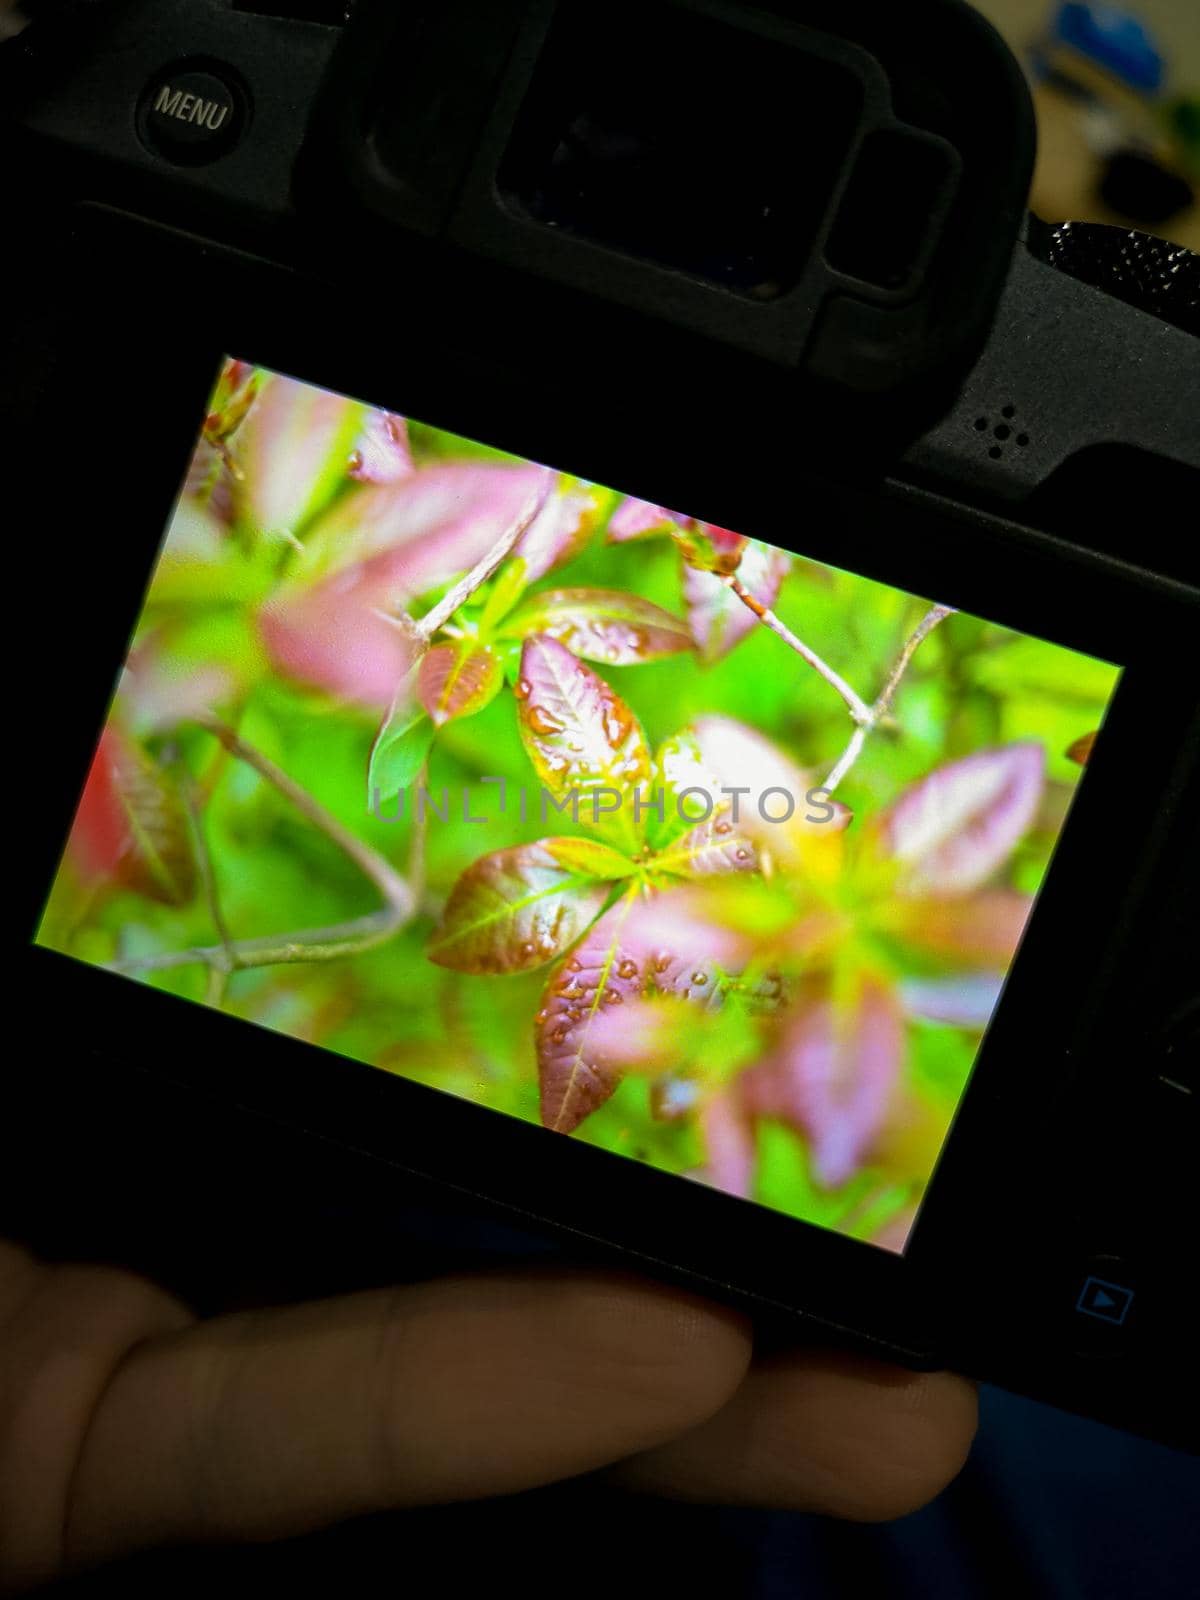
[139,67,245,164]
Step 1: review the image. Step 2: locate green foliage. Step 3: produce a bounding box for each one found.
[36,360,1123,1256]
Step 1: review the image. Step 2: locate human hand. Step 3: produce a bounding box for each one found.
[0,1239,975,1591]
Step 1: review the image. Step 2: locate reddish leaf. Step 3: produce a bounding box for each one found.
[875,889,1032,966]
[670,521,747,576]
[536,884,733,1131]
[349,410,413,484]
[881,744,1046,894]
[1066,730,1097,766]
[742,975,905,1188]
[70,727,197,906]
[537,893,645,1132]
[417,641,503,727]
[203,358,260,444]
[684,541,791,662]
[504,588,692,664]
[429,841,613,974]
[515,636,652,851]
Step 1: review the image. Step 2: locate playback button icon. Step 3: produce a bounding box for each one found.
[1076,1275,1135,1326]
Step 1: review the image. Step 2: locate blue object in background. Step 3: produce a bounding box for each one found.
[1048,4,1166,96]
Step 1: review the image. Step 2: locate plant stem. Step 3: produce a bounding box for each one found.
[181,774,235,1005]
[723,573,872,724]
[823,604,956,792]
[109,908,406,977]
[415,472,554,642]
[109,717,415,980]
[874,604,955,720]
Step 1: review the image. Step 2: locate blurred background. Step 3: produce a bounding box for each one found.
[973,0,1200,247]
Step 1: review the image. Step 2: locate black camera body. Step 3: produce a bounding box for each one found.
[4,0,1199,1452]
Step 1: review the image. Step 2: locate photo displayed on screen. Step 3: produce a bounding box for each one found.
[36,359,1123,1253]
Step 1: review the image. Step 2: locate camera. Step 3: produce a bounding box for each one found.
[4,0,1198,1453]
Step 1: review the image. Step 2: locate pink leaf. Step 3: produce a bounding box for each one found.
[900,973,1005,1028]
[684,542,791,662]
[517,484,597,581]
[743,976,905,1189]
[349,411,413,484]
[608,497,675,541]
[698,1092,757,1198]
[417,642,503,727]
[653,814,759,878]
[536,894,646,1132]
[882,744,1046,895]
[616,887,752,975]
[505,588,692,664]
[260,585,419,707]
[239,372,365,536]
[537,884,734,1133]
[260,463,551,704]
[872,1207,917,1254]
[692,715,852,866]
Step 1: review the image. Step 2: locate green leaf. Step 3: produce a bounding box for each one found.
[477,558,530,635]
[417,641,503,727]
[503,588,692,664]
[541,837,639,879]
[966,634,1122,704]
[368,661,435,799]
[428,841,612,973]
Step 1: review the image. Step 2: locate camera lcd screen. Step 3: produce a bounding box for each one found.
[35,359,1123,1254]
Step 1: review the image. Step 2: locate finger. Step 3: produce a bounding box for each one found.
[609,1348,977,1520]
[11,1256,748,1579]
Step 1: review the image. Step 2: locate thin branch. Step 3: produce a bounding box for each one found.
[874,604,955,721]
[414,472,554,642]
[823,726,869,796]
[197,714,412,910]
[723,573,872,724]
[823,604,956,793]
[108,908,405,977]
[109,717,415,980]
[181,775,236,1005]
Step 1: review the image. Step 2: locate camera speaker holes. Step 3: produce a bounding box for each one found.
[976,406,1030,460]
